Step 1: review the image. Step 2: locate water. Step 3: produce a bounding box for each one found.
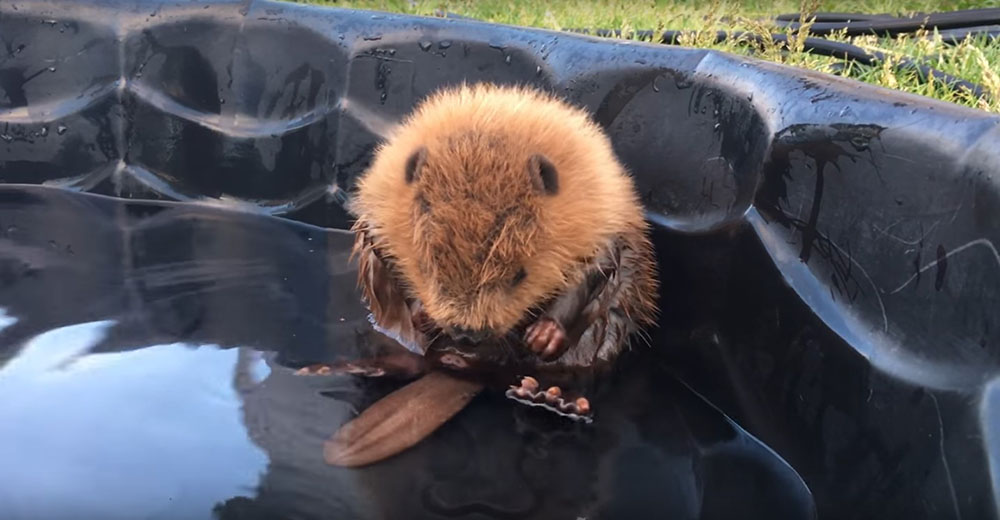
[0,186,815,520]
[0,323,270,520]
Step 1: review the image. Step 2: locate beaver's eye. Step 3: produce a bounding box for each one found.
[511,267,527,287]
[405,147,427,184]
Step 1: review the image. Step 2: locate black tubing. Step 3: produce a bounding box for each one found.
[774,12,898,22]
[933,25,1000,44]
[439,8,1000,41]
[433,10,993,102]
[773,8,1000,36]
[662,31,989,101]
[564,28,990,101]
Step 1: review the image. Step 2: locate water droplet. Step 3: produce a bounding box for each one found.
[651,76,660,92]
[0,134,12,143]
[57,124,68,135]
[47,66,56,72]
[838,106,851,117]
[380,91,387,103]
[418,40,432,51]
[504,54,512,65]
[14,44,24,54]
[674,76,693,89]
[48,240,58,249]
[219,98,225,104]
[39,126,48,137]
[714,123,721,130]
[370,14,385,20]
[700,106,707,114]
[438,40,452,49]
[362,33,382,41]
[536,65,542,75]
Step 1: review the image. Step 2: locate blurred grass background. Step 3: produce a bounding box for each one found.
[293,0,1000,113]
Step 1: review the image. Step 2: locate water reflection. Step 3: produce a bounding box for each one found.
[0,186,815,519]
[0,308,16,333]
[0,320,268,520]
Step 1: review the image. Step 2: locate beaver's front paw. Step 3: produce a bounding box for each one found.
[524,317,567,360]
[504,376,592,423]
[294,352,426,379]
[295,361,388,377]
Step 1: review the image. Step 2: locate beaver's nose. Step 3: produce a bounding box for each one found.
[452,327,491,343]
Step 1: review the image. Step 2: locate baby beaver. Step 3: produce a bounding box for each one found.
[306,82,659,466]
[352,82,658,363]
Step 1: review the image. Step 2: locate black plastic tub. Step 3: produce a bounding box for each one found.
[1,1,999,519]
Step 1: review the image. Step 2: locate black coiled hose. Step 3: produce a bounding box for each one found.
[772,8,1000,38]
[569,28,989,101]
[437,8,997,102]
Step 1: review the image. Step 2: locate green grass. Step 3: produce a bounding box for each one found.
[292,0,1000,113]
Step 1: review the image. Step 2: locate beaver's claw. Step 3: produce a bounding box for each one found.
[294,352,427,379]
[525,317,568,360]
[504,376,593,423]
[294,362,389,377]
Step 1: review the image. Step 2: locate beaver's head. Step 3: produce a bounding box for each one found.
[352,83,644,340]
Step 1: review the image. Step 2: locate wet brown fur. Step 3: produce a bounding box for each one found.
[350,82,658,357]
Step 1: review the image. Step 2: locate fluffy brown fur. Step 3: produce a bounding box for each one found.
[350,82,657,359]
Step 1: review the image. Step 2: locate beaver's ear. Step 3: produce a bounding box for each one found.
[405,147,428,184]
[527,154,559,195]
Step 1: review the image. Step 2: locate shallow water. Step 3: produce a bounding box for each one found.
[0,185,815,520]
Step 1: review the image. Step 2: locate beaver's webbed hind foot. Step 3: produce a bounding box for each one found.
[505,376,593,423]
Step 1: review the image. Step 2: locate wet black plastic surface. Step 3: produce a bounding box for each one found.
[0,186,814,520]
[1,0,999,518]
